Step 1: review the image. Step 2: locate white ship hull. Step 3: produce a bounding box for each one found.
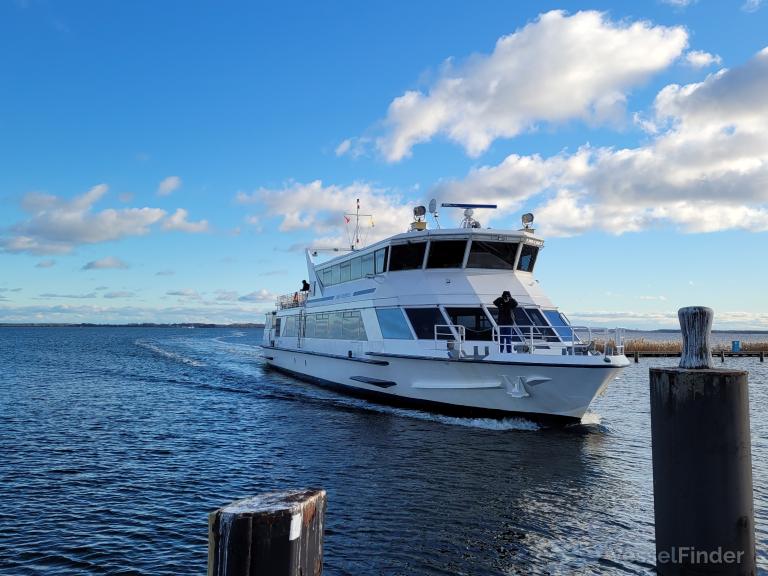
[263,344,627,424]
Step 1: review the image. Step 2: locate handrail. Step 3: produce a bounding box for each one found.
[434,324,465,355]
[276,291,308,310]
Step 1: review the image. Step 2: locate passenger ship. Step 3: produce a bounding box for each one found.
[262,203,628,425]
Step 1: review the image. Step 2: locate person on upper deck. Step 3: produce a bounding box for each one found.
[493,290,518,353]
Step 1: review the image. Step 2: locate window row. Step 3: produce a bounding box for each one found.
[281,309,368,341]
[318,248,388,287]
[316,240,539,289]
[375,306,570,342]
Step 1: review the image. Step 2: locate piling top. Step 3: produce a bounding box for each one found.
[218,489,325,516]
[678,306,713,369]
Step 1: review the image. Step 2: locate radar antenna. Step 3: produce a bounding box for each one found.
[440,202,497,229]
[428,198,441,229]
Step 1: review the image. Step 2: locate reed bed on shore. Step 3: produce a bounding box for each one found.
[593,338,768,353]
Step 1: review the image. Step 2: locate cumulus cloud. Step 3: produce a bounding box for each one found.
[432,47,768,237]
[236,180,412,246]
[82,256,130,270]
[35,259,56,268]
[375,10,687,161]
[162,208,209,233]
[0,184,166,255]
[684,50,722,68]
[157,176,182,196]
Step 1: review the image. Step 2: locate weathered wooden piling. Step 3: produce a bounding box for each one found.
[208,489,326,576]
[650,307,756,575]
[761,351,764,363]
[634,351,639,363]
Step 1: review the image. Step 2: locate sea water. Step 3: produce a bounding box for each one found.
[1,327,765,575]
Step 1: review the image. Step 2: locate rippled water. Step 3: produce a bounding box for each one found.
[1,327,765,575]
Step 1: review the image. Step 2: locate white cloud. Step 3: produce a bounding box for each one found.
[103,291,135,299]
[35,259,56,268]
[639,295,668,301]
[1,184,166,255]
[684,50,722,68]
[660,0,697,7]
[162,208,209,233]
[39,292,97,299]
[82,256,130,270]
[335,137,371,158]
[434,47,768,237]
[236,180,412,246]
[155,269,175,276]
[239,289,276,302]
[157,176,182,196]
[166,289,201,300]
[742,0,764,13]
[376,10,687,161]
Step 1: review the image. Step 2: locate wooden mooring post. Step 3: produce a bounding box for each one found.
[208,489,326,576]
[650,307,756,575]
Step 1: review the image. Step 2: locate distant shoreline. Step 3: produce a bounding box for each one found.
[0,323,265,328]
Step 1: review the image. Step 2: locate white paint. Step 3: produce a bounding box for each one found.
[289,512,302,541]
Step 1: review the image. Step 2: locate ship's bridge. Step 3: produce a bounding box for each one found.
[312,228,543,290]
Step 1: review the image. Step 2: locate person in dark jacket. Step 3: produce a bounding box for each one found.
[493,290,518,352]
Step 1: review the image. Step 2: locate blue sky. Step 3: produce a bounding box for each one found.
[1,0,767,328]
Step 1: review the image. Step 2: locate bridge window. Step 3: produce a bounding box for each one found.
[362,253,375,276]
[389,242,426,271]
[426,240,467,268]
[375,247,388,274]
[543,310,574,340]
[340,261,351,283]
[350,257,362,280]
[517,245,539,272]
[376,308,414,339]
[405,307,449,339]
[445,307,494,341]
[467,241,519,269]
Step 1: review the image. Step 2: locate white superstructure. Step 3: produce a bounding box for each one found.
[261,206,628,425]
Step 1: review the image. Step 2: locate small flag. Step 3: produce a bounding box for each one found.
[344,215,350,223]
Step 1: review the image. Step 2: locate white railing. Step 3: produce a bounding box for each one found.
[276,291,308,310]
[434,324,465,356]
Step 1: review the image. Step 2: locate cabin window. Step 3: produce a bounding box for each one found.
[350,257,362,280]
[375,308,414,339]
[389,242,427,271]
[362,253,375,276]
[314,313,329,338]
[328,312,343,339]
[543,310,574,340]
[342,310,367,340]
[525,307,559,341]
[375,247,388,274]
[467,241,519,269]
[304,314,316,338]
[486,307,523,342]
[331,264,341,285]
[517,245,539,272]
[283,315,298,337]
[274,317,282,336]
[426,240,467,269]
[321,268,333,286]
[404,307,449,339]
[444,307,494,341]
